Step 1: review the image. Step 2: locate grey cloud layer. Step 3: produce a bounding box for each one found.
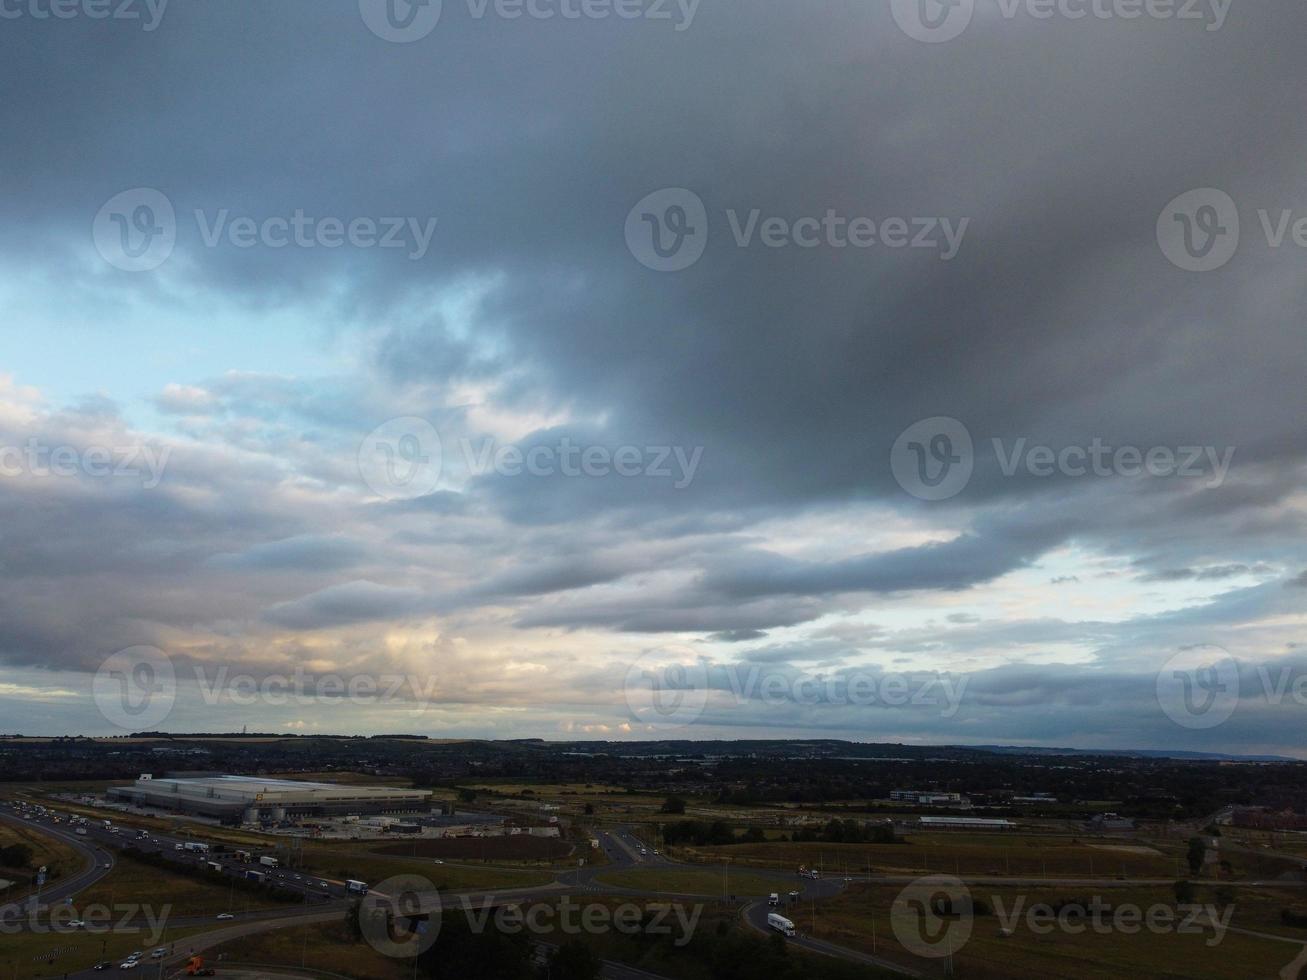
[0,1,1304,748]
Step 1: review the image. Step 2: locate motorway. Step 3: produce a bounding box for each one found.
[19,804,1288,979]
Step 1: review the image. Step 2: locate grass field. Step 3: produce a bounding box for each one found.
[0,817,83,894]
[676,833,1182,879]
[75,850,290,916]
[593,866,797,897]
[207,918,411,980]
[0,924,208,980]
[296,844,556,892]
[372,835,573,862]
[805,882,1307,979]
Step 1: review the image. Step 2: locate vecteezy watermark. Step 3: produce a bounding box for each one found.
[358,0,699,43]
[93,188,439,272]
[891,876,1232,957]
[624,188,969,272]
[891,417,1236,501]
[1156,646,1240,730]
[0,902,173,944]
[92,647,452,730]
[891,875,974,959]
[1157,187,1307,273]
[358,417,444,501]
[623,652,968,731]
[359,875,444,958]
[360,877,702,959]
[0,0,169,30]
[0,439,171,489]
[1154,647,1307,731]
[891,0,1231,44]
[92,646,177,731]
[623,651,712,732]
[358,417,704,501]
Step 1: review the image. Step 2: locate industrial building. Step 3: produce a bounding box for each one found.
[107,774,432,824]
[917,816,1015,830]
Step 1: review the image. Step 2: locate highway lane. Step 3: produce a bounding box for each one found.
[740,898,924,979]
[0,808,115,914]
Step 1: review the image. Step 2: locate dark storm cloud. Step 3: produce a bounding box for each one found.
[0,1,1304,750]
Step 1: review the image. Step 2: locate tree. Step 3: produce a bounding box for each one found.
[1174,880,1196,905]
[458,788,478,803]
[1186,838,1207,875]
[0,843,33,869]
[661,796,687,815]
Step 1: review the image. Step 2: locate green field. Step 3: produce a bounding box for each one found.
[677,833,1182,879]
[807,882,1307,979]
[0,818,82,889]
[297,843,556,892]
[0,924,208,980]
[76,850,290,916]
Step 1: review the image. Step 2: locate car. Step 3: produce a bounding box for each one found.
[216,913,235,920]
[102,862,111,869]
[118,961,139,970]
[293,874,301,880]
[431,859,444,865]
[68,919,86,928]
[93,961,112,971]
[151,948,167,958]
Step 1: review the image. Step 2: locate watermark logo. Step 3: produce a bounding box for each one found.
[93,192,439,271]
[0,0,169,30]
[891,417,974,501]
[1156,646,1239,730]
[0,439,171,489]
[1157,188,1240,272]
[623,651,710,731]
[990,894,1232,946]
[358,417,444,501]
[93,188,176,272]
[359,874,443,958]
[0,902,173,944]
[891,875,973,959]
[891,0,974,43]
[893,0,1231,42]
[625,188,709,272]
[358,421,704,498]
[359,0,443,41]
[891,417,1235,500]
[92,646,176,731]
[625,189,970,272]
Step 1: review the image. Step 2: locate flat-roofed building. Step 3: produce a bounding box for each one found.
[917,816,1015,830]
[107,774,431,824]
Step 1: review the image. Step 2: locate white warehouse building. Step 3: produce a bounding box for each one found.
[108,774,432,824]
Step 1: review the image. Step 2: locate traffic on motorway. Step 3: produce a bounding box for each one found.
[0,798,348,917]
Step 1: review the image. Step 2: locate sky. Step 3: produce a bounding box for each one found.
[0,0,1304,755]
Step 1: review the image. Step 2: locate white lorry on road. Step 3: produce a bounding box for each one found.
[767,912,795,937]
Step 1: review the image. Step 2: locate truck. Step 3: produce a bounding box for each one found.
[259,856,279,868]
[183,842,210,854]
[245,869,266,882]
[207,861,222,872]
[233,849,252,862]
[767,913,796,937]
[768,893,779,907]
[185,955,216,976]
[346,879,369,895]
